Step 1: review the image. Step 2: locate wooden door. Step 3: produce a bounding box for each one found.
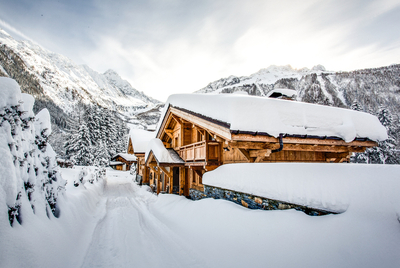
[173,167,179,194]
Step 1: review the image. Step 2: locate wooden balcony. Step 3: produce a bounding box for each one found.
[179,141,220,163]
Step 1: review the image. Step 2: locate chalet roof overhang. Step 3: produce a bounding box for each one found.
[157,105,232,141]
[145,150,185,167]
[157,105,377,148]
[111,153,137,162]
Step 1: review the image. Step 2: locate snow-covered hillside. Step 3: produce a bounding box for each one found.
[0,28,159,118]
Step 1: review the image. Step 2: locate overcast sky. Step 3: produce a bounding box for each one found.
[1,0,400,101]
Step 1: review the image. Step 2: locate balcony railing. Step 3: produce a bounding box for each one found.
[179,140,220,162]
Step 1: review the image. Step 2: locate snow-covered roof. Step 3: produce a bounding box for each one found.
[112,153,137,162]
[129,129,155,153]
[109,161,124,166]
[203,163,400,213]
[266,88,297,98]
[145,138,184,165]
[158,94,387,142]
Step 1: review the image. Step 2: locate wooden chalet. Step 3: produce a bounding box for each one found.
[144,93,386,198]
[109,153,137,171]
[145,139,184,194]
[127,129,155,184]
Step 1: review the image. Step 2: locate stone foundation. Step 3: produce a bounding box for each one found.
[199,185,336,216]
[189,188,207,201]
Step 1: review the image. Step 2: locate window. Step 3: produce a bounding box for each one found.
[197,130,204,142]
[192,170,196,183]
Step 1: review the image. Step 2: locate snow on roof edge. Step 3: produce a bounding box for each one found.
[155,94,387,143]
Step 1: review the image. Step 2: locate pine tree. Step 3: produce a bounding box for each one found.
[72,122,94,165]
[93,140,109,167]
[353,106,399,164]
[84,105,101,147]
[351,100,362,111]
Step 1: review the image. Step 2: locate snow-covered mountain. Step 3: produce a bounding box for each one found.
[196,64,328,96]
[196,64,400,115]
[0,28,159,121]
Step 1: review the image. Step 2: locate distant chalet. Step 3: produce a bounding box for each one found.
[128,92,386,198]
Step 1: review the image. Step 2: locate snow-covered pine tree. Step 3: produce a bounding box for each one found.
[84,105,101,147]
[63,102,128,166]
[93,140,109,167]
[70,121,93,166]
[101,108,118,158]
[351,100,363,111]
[0,78,66,226]
[353,106,399,164]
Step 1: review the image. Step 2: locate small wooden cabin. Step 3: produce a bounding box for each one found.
[145,138,184,194]
[109,153,137,171]
[145,93,386,198]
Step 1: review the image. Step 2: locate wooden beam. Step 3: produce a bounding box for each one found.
[164,132,174,139]
[232,134,377,147]
[249,149,272,158]
[237,148,253,162]
[156,110,171,139]
[282,144,366,153]
[230,141,270,150]
[255,156,265,163]
[171,114,181,124]
[191,167,204,178]
[214,135,225,143]
[170,107,232,141]
[159,167,173,178]
[149,165,157,173]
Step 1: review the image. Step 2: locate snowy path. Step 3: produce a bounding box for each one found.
[80,171,206,268]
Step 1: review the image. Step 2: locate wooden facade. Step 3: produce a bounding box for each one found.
[126,137,149,185]
[145,105,377,198]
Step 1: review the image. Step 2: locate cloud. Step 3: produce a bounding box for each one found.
[1,0,399,101]
[0,19,36,43]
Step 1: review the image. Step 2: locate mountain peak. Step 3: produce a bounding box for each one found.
[258,64,296,74]
[104,69,119,76]
[311,65,326,72]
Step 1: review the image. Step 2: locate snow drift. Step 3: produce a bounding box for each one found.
[203,163,400,214]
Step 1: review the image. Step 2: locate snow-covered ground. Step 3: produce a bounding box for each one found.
[1,166,400,268]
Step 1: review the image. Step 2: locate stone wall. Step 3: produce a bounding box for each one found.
[189,189,207,200]
[195,185,336,216]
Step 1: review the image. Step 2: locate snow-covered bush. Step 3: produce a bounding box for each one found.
[73,166,106,187]
[0,78,66,226]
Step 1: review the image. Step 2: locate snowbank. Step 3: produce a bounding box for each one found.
[203,163,400,214]
[0,77,21,109]
[158,94,387,142]
[0,166,106,268]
